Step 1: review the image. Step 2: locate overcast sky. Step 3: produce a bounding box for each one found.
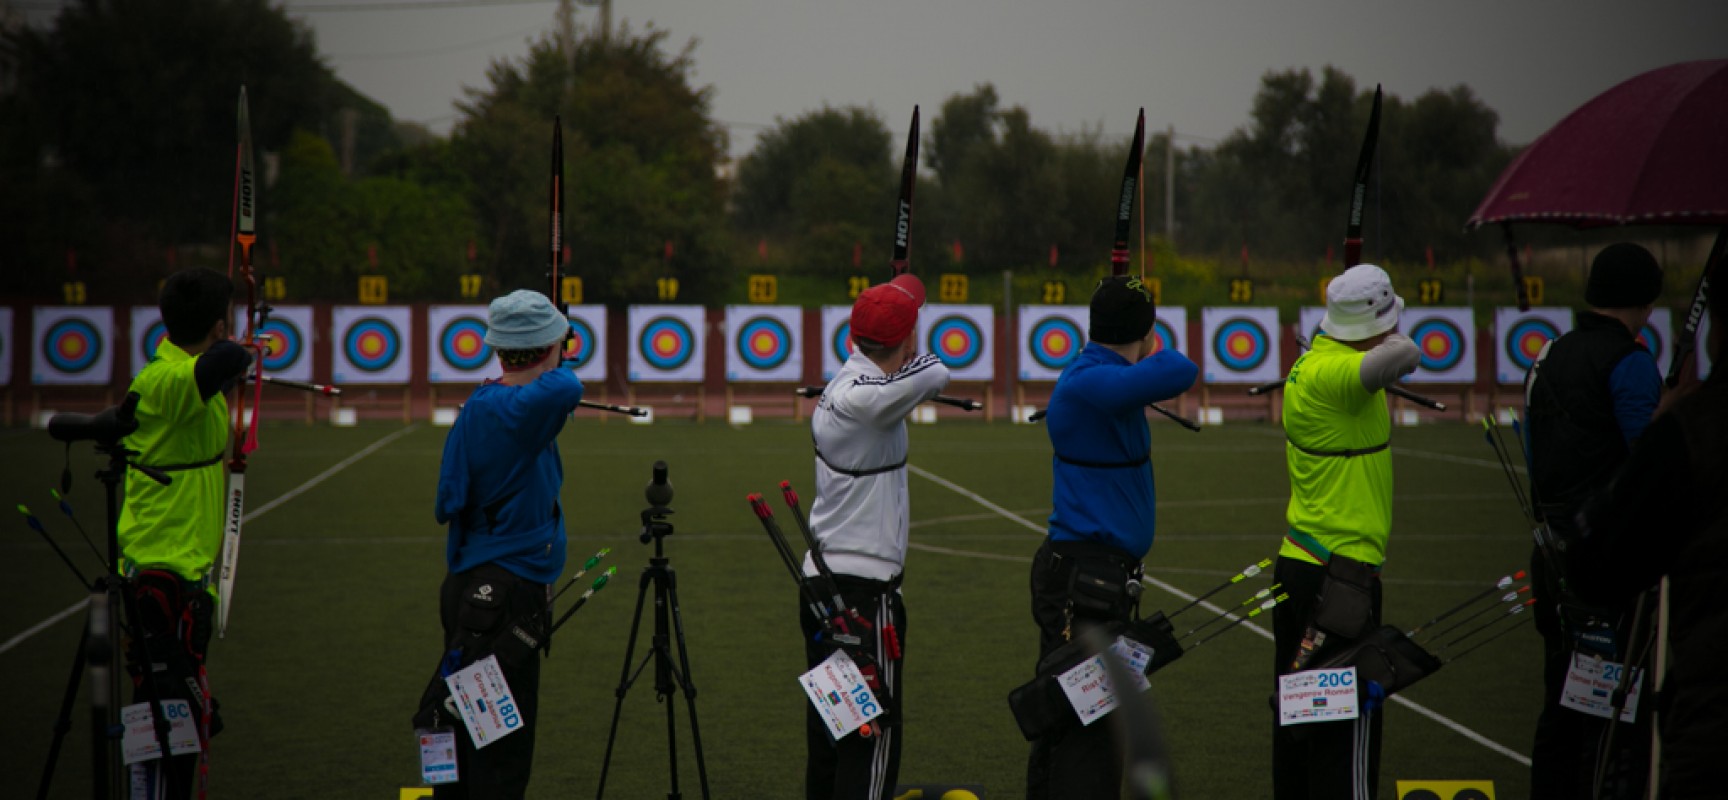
[23,0,1726,160]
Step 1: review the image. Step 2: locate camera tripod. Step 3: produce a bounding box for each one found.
[39,395,181,799]
[595,462,711,800]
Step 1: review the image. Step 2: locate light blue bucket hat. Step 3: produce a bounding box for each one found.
[484,289,568,349]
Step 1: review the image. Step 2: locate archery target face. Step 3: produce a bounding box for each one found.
[1494,307,1572,384]
[737,317,792,370]
[1635,307,1673,375]
[46,318,101,373]
[640,317,696,370]
[130,305,169,369]
[1410,318,1466,372]
[440,316,491,371]
[1506,319,1560,371]
[254,317,306,372]
[725,306,802,382]
[1200,306,1280,384]
[1149,319,1176,356]
[1028,315,1083,370]
[564,316,597,367]
[820,305,854,380]
[332,306,413,384]
[833,321,854,364]
[1299,306,1327,343]
[1213,318,1270,372]
[345,318,401,372]
[921,304,994,381]
[32,306,114,385]
[627,306,706,382]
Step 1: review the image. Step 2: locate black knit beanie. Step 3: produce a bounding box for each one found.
[1585,243,1663,308]
[1089,276,1157,345]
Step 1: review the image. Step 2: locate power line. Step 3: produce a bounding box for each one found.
[284,0,553,13]
[326,22,545,60]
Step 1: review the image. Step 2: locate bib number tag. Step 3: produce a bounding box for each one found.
[1057,636,1155,727]
[1278,667,1361,726]
[444,654,524,749]
[1559,652,1642,721]
[800,649,883,740]
[120,700,203,764]
[417,728,459,785]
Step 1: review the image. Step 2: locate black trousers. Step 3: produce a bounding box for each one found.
[126,571,218,800]
[1026,539,1140,800]
[433,566,548,800]
[800,575,906,800]
[1271,556,1383,800]
[1529,545,1652,800]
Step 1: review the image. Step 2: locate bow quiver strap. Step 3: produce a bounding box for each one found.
[1007,613,1182,741]
[1312,553,1377,639]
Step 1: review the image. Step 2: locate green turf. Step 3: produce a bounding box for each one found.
[0,419,1541,798]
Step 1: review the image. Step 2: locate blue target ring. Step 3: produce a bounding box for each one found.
[1504,318,1561,372]
[344,317,402,373]
[139,321,168,364]
[1028,317,1084,371]
[563,317,597,367]
[639,316,696,371]
[1637,323,1665,364]
[831,321,854,365]
[1212,318,1269,372]
[1410,318,1466,373]
[1150,319,1178,356]
[736,316,793,371]
[44,318,102,374]
[255,318,305,372]
[928,315,984,370]
[439,317,491,371]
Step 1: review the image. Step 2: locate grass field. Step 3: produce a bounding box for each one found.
[1,417,1542,799]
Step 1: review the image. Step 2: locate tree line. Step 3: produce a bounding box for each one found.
[2,1,1522,306]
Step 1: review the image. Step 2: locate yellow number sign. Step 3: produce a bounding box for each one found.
[560,276,583,305]
[263,276,286,301]
[656,277,680,302]
[1229,278,1254,304]
[1419,278,1445,305]
[848,275,871,299]
[62,281,88,305]
[1041,280,1066,304]
[359,275,388,304]
[1522,276,1545,306]
[939,274,968,303]
[459,274,483,299]
[748,274,778,303]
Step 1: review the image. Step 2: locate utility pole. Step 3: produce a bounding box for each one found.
[1165,124,1175,248]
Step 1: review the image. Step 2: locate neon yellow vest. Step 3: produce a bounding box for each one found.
[119,340,230,583]
[1280,335,1395,567]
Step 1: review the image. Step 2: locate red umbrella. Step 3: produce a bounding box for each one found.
[1470,59,1728,227]
[1468,59,1726,380]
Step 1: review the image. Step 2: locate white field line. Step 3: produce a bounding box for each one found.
[0,425,419,658]
[905,462,1533,767]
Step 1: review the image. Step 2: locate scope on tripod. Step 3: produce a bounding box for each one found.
[49,392,142,444]
[640,461,675,546]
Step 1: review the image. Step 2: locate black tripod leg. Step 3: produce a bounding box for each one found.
[653,572,682,800]
[37,612,89,800]
[662,571,711,800]
[596,566,656,800]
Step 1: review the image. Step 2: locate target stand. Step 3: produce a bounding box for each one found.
[626,383,706,423]
[723,383,802,422]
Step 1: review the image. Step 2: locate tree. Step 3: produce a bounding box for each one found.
[449,24,732,304]
[0,0,395,300]
[733,106,894,275]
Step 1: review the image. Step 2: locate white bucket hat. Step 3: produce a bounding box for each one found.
[1321,264,1404,342]
[484,289,569,349]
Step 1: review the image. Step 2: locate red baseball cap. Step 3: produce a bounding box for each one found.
[850,274,926,347]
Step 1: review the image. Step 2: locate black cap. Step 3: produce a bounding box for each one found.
[1089,276,1157,345]
[1585,243,1663,309]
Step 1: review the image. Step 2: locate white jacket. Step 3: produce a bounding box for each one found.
[805,351,951,581]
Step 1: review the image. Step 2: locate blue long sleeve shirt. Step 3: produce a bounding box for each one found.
[1045,343,1199,558]
[436,369,584,584]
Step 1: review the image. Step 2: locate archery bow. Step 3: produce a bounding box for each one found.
[218,86,261,639]
[890,106,919,277]
[1341,86,1382,271]
[1028,109,1198,430]
[544,116,646,417]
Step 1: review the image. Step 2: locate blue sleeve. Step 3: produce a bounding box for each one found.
[513,369,586,443]
[1071,350,1198,415]
[1608,351,1660,443]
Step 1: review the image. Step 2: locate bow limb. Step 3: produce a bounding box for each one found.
[219,86,259,638]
